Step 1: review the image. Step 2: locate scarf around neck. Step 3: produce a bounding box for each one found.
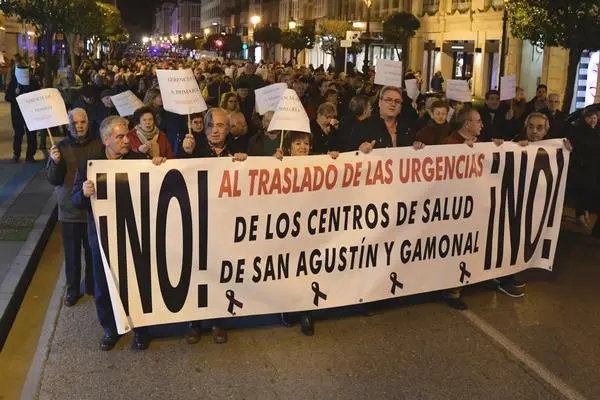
[134,124,159,144]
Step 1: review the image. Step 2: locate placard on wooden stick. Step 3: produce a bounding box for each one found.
[156,69,208,115]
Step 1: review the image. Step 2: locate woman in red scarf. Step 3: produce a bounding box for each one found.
[128,106,174,159]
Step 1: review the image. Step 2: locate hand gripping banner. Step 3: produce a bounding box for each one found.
[88,141,570,334]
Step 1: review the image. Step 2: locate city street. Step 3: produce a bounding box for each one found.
[0,95,599,399]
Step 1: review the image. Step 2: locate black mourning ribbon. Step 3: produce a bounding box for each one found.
[311,281,327,306]
[226,290,243,315]
[389,272,404,295]
[459,262,471,284]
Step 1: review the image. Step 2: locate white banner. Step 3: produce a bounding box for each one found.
[88,141,569,334]
[16,88,69,131]
[374,60,403,87]
[446,79,472,102]
[500,75,517,101]
[254,83,287,115]
[156,69,207,115]
[111,90,145,117]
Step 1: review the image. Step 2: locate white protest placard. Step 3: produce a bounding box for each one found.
[156,69,207,115]
[445,79,472,102]
[268,88,310,133]
[255,83,287,115]
[15,67,30,86]
[500,74,517,101]
[374,59,403,87]
[340,40,352,48]
[111,90,145,117]
[346,30,361,42]
[16,88,68,131]
[405,79,420,100]
[88,140,569,333]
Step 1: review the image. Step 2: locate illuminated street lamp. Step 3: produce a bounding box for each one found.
[142,36,150,44]
[288,18,297,30]
[185,32,192,39]
[250,15,261,30]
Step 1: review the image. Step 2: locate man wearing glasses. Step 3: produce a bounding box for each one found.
[353,86,423,153]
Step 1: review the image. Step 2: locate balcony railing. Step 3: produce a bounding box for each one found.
[422,0,439,15]
[487,0,504,10]
[452,0,471,13]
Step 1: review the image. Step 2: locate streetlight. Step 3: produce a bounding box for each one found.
[250,15,261,29]
[185,32,192,39]
[142,36,150,44]
[250,15,261,62]
[360,0,374,75]
[288,18,297,30]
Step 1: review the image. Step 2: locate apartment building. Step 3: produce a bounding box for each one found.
[154,0,202,37]
[269,0,597,109]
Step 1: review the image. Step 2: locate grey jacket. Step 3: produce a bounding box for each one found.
[45,134,102,223]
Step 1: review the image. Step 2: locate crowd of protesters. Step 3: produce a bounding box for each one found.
[5,51,598,351]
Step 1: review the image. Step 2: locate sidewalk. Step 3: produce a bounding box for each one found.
[0,93,57,348]
[30,228,600,400]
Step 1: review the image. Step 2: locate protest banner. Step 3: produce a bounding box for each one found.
[255,83,287,115]
[16,88,68,146]
[500,75,517,101]
[156,69,207,115]
[405,79,420,100]
[88,140,569,334]
[111,90,145,117]
[374,60,403,87]
[15,67,30,86]
[445,79,472,102]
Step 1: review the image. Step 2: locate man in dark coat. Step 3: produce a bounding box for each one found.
[478,90,516,141]
[5,65,41,162]
[352,86,419,152]
[72,115,164,351]
[46,108,102,306]
[542,93,568,139]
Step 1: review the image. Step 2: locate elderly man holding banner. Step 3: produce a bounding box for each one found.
[72,116,166,351]
[179,107,248,344]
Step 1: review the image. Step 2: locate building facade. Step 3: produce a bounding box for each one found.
[0,12,37,61]
[154,0,202,37]
[265,0,598,109]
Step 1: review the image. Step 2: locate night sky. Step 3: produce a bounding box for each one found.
[118,0,162,37]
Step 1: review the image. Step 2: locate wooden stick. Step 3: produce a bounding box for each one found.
[46,128,55,147]
[187,114,191,137]
[279,130,285,149]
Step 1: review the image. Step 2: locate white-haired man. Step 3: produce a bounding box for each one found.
[46,108,102,307]
[72,115,165,351]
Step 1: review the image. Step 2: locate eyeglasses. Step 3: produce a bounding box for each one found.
[382,98,401,105]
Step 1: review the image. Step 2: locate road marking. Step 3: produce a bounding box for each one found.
[461,310,587,400]
[0,227,63,399]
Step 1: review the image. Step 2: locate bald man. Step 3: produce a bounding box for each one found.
[228,111,250,153]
